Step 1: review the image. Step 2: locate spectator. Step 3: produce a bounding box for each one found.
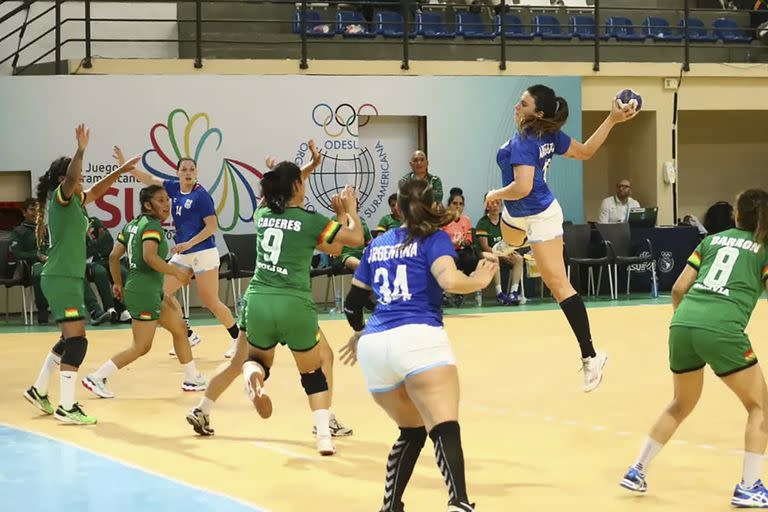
[398,150,444,203]
[441,188,477,306]
[476,198,524,305]
[703,201,735,235]
[374,193,402,236]
[598,179,640,223]
[85,214,131,323]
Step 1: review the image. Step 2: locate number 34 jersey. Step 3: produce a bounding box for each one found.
[354,227,457,335]
[247,207,341,301]
[672,228,768,336]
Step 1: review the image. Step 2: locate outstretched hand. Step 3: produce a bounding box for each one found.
[75,124,90,151]
[609,99,638,124]
[112,146,126,166]
[339,332,361,366]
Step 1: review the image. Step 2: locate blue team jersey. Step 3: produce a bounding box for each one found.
[163,180,217,253]
[496,129,571,218]
[354,228,456,334]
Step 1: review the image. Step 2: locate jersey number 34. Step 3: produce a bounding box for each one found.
[374,265,412,304]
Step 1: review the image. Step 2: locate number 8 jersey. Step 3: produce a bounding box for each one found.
[354,227,457,334]
[672,228,768,336]
[247,207,341,301]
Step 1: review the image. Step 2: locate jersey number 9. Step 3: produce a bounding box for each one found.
[261,227,284,265]
[374,265,412,304]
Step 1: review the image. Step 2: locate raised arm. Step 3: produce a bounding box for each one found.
[83,153,141,206]
[301,139,323,181]
[563,98,637,161]
[113,146,163,187]
[329,186,364,248]
[60,124,89,199]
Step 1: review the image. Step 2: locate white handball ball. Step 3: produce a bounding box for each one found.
[615,88,642,112]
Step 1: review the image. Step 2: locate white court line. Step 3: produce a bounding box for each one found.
[252,441,319,461]
[0,423,270,511]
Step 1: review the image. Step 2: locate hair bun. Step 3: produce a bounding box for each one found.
[449,187,463,195]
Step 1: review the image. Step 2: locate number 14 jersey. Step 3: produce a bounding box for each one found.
[355,228,457,334]
[248,207,340,301]
[672,228,768,336]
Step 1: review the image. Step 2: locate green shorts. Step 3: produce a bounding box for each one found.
[669,325,758,377]
[242,293,319,352]
[124,288,163,321]
[41,275,87,323]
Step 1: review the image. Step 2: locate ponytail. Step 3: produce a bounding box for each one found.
[736,189,768,245]
[260,161,301,214]
[519,84,569,137]
[399,180,455,244]
[35,157,70,249]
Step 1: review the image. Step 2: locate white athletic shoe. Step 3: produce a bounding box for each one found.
[169,331,202,357]
[118,310,132,323]
[245,369,272,419]
[181,373,207,392]
[224,339,237,359]
[81,375,115,399]
[316,434,336,456]
[581,351,608,392]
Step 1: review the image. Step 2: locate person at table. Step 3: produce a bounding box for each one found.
[598,179,640,223]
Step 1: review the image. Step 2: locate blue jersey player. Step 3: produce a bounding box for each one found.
[486,84,637,393]
[340,180,498,512]
[120,149,240,358]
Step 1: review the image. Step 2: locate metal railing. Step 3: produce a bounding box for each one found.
[0,0,762,75]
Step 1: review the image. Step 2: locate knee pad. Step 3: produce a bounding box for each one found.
[399,426,428,447]
[60,336,88,367]
[300,368,328,396]
[247,357,271,381]
[52,336,65,357]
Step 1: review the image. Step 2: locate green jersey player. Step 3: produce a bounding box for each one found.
[621,189,768,507]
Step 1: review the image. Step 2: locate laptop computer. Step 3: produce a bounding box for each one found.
[628,207,658,228]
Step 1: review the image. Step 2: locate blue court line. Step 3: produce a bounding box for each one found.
[0,424,269,512]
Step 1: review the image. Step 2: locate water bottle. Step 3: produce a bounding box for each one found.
[475,291,483,308]
[333,288,343,314]
[650,271,659,299]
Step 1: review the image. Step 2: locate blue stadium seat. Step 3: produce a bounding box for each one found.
[568,15,595,40]
[604,16,645,41]
[457,12,495,39]
[712,17,752,43]
[495,14,534,39]
[677,17,717,42]
[417,12,455,39]
[532,14,572,40]
[376,11,414,38]
[643,16,682,41]
[292,9,335,37]
[336,10,376,38]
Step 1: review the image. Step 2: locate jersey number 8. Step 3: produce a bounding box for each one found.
[702,246,739,289]
[374,265,412,304]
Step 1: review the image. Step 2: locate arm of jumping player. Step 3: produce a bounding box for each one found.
[563,99,636,161]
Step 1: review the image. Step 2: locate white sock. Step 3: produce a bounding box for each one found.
[313,408,331,438]
[33,352,61,394]
[182,361,199,382]
[59,371,77,410]
[743,451,764,488]
[634,436,664,473]
[494,283,502,294]
[92,360,118,380]
[197,396,214,415]
[510,283,519,293]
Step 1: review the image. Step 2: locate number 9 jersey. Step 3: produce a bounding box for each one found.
[672,228,768,336]
[354,227,457,334]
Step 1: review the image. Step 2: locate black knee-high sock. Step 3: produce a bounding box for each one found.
[226,323,239,339]
[380,427,427,512]
[559,294,596,359]
[429,421,470,507]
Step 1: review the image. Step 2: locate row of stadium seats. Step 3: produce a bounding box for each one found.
[293,11,752,43]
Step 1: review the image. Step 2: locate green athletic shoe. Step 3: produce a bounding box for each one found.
[23,386,54,415]
[54,403,97,425]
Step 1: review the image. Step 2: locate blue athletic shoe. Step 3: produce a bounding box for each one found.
[732,479,768,508]
[620,466,647,493]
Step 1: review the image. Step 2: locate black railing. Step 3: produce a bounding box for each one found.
[0,0,763,75]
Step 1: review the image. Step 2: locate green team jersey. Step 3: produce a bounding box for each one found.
[333,215,371,260]
[117,214,168,294]
[475,215,503,248]
[247,207,341,300]
[42,184,88,278]
[376,213,402,233]
[672,228,768,335]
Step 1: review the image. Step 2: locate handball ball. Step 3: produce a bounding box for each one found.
[615,89,642,112]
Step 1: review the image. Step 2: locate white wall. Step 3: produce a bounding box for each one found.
[0,2,178,75]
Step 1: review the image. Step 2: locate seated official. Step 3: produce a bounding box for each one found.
[598,179,640,223]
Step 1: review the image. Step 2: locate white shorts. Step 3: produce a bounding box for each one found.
[502,200,564,244]
[357,324,456,393]
[169,247,220,275]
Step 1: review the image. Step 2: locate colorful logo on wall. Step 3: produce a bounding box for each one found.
[142,108,263,231]
[299,102,390,220]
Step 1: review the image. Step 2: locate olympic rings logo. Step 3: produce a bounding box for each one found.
[311,103,379,138]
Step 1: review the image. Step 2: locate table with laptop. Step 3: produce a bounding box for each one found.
[587,207,702,295]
